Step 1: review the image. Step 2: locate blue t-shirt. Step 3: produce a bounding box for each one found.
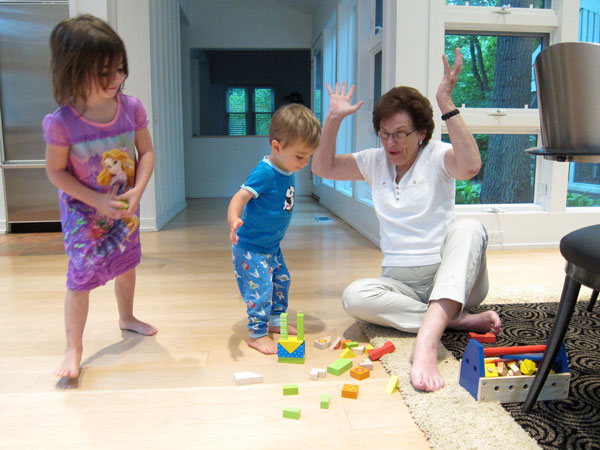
[236,157,295,253]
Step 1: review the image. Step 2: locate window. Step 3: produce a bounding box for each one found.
[444,134,537,204]
[226,87,274,136]
[446,0,551,8]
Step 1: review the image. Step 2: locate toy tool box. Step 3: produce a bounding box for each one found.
[459,339,570,403]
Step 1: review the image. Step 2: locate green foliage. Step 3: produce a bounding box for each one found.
[566,193,600,207]
[456,180,481,204]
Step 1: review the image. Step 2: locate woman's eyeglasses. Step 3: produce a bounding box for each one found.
[377,129,417,143]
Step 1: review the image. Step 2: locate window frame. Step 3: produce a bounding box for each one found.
[225,85,275,136]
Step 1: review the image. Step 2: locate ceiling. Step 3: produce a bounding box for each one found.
[273,0,320,16]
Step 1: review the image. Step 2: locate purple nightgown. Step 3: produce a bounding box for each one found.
[42,94,148,291]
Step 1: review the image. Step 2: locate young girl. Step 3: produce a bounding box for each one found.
[42,15,157,378]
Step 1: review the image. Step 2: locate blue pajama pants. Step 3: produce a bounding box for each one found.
[232,245,291,338]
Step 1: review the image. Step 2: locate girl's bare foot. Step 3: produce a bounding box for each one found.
[248,335,278,354]
[268,324,297,335]
[55,347,82,378]
[448,310,502,334]
[119,317,158,336]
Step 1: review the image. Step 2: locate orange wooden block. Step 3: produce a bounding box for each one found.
[341,339,352,349]
[342,384,359,399]
[350,366,370,381]
[468,332,497,343]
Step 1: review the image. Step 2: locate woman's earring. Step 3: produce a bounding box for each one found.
[419,140,423,145]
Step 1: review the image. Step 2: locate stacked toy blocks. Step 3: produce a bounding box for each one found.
[278,313,306,364]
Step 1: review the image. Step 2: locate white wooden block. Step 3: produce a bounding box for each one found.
[329,336,343,351]
[234,371,263,385]
[314,336,331,349]
[359,359,373,370]
[310,368,327,380]
[354,345,365,355]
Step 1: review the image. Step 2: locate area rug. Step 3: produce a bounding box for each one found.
[360,288,599,450]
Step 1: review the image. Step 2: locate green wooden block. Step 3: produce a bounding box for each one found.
[278,356,305,364]
[297,313,304,341]
[327,357,353,376]
[320,394,330,409]
[283,384,299,395]
[346,341,359,348]
[283,406,300,420]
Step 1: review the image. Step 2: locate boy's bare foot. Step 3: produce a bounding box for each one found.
[248,335,278,354]
[268,324,297,335]
[119,317,158,336]
[448,310,502,335]
[55,347,82,378]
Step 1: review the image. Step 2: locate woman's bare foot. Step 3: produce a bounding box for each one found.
[55,347,82,378]
[410,338,444,392]
[248,335,278,354]
[448,310,502,334]
[268,324,297,335]
[119,317,158,336]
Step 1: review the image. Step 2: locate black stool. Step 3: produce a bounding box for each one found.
[522,224,600,412]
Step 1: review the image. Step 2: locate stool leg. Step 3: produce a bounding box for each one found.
[587,290,598,312]
[522,275,580,413]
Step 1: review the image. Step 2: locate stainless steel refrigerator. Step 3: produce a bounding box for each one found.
[0,1,69,229]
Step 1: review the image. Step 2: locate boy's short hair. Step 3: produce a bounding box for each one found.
[269,103,321,148]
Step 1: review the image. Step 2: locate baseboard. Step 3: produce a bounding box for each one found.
[0,219,6,234]
[140,200,187,231]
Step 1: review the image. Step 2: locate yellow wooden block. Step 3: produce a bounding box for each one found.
[365,344,375,351]
[484,362,499,377]
[385,375,399,395]
[520,359,537,375]
[340,348,356,358]
[278,338,304,354]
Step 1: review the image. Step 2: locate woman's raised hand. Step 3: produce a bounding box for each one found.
[436,47,463,109]
[326,82,363,119]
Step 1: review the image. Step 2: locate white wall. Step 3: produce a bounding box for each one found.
[70,0,186,231]
[181,0,314,198]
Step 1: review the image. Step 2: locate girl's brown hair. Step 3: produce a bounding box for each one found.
[269,103,321,149]
[372,86,434,147]
[49,14,128,106]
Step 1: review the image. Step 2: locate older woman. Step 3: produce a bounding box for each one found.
[312,49,501,392]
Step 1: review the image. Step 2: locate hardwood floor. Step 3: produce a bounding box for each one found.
[0,198,564,449]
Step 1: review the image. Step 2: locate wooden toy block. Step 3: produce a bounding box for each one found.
[520,359,537,375]
[350,366,370,381]
[340,348,356,359]
[234,371,263,385]
[283,384,299,395]
[297,313,304,341]
[278,312,306,364]
[365,344,375,351]
[353,345,366,355]
[385,375,399,395]
[327,357,353,376]
[459,339,570,403]
[341,339,352,349]
[329,336,343,351]
[345,341,358,349]
[310,368,326,380]
[507,361,521,376]
[280,313,288,340]
[314,336,331,349]
[468,331,497,343]
[484,363,499,378]
[359,359,374,371]
[497,361,508,377]
[342,384,359,399]
[283,406,300,420]
[368,341,396,361]
[320,394,330,409]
